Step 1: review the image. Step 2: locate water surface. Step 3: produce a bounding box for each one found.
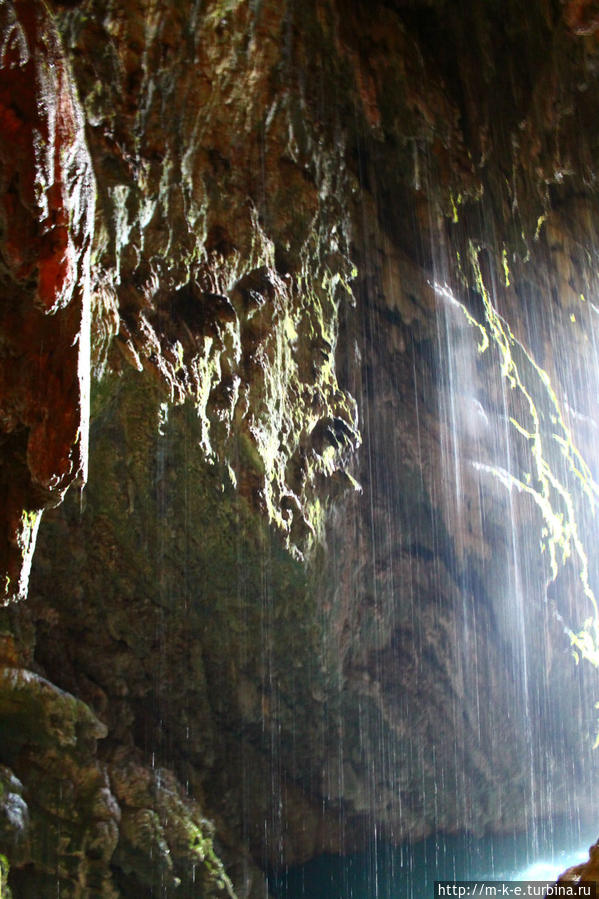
[269,818,595,898]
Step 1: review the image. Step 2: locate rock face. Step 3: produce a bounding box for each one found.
[0,0,95,603]
[558,838,599,886]
[1,0,599,895]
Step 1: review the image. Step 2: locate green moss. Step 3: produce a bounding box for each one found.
[450,192,462,224]
[535,215,546,240]
[0,854,10,899]
[501,247,511,287]
[463,245,599,668]
[19,510,41,543]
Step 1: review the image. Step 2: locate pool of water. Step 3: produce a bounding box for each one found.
[269,820,595,898]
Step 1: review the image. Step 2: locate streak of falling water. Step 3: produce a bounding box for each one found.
[430,224,599,857]
[433,265,543,852]
[270,209,599,897]
[265,98,599,899]
[505,409,537,852]
[478,255,537,847]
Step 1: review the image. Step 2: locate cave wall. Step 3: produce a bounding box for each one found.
[2,0,599,895]
[0,0,94,602]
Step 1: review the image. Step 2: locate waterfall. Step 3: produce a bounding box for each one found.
[270,206,599,895]
[5,2,599,896]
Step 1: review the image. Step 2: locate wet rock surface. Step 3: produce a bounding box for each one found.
[1,0,599,895]
[0,0,95,603]
[558,838,599,885]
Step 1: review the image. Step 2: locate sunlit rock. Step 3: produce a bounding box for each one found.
[1,0,599,896]
[557,839,599,887]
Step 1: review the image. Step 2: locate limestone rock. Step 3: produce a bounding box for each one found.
[2,0,599,895]
[557,839,599,887]
[0,0,95,603]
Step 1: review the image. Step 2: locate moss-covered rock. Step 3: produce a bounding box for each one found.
[3,0,599,893]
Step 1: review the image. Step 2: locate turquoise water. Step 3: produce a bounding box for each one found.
[269,821,595,898]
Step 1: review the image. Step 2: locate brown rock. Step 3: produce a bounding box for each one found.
[564,0,599,34]
[558,840,599,886]
[0,0,95,602]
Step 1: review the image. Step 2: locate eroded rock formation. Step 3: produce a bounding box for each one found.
[1,0,599,895]
[0,0,94,602]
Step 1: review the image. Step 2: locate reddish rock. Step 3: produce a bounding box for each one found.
[564,0,599,34]
[0,0,95,602]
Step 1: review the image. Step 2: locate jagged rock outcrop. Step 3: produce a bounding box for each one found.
[0,623,242,897]
[0,0,95,603]
[558,838,599,886]
[1,0,599,896]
